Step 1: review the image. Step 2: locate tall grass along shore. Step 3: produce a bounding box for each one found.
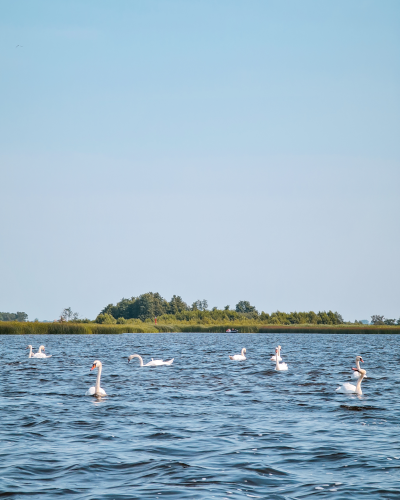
[1,321,399,335]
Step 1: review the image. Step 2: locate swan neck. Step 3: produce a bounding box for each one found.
[275,354,279,370]
[137,355,144,366]
[95,365,102,392]
[356,373,364,394]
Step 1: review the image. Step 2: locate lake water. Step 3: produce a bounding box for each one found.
[0,333,399,499]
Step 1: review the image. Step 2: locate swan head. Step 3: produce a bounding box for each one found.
[358,368,367,378]
[26,345,33,349]
[39,345,45,352]
[355,356,364,363]
[90,360,102,371]
[128,355,136,363]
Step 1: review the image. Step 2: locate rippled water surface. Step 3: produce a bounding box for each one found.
[1,333,399,499]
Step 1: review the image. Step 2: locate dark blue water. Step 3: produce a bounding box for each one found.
[1,333,399,499]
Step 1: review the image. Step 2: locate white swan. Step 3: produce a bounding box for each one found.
[229,347,246,361]
[85,360,107,396]
[128,354,174,367]
[274,348,288,371]
[27,345,34,358]
[32,345,52,358]
[270,345,282,361]
[352,355,367,379]
[336,368,366,395]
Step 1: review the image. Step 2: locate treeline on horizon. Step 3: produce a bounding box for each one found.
[0,311,28,322]
[95,292,348,326]
[2,293,399,326]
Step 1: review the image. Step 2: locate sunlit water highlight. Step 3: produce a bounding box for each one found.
[1,333,399,499]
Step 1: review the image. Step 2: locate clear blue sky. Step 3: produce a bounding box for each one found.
[1,0,399,321]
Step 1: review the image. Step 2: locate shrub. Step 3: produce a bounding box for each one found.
[95,313,117,324]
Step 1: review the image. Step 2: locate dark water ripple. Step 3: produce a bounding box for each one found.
[0,333,399,499]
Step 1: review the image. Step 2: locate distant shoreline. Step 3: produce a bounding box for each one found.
[0,322,399,335]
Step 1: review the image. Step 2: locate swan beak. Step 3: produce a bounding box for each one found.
[361,359,364,362]
[90,364,96,370]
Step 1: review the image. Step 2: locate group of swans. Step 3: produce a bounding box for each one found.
[27,343,367,397]
[273,346,288,371]
[85,352,369,398]
[229,345,288,370]
[227,347,368,392]
[336,356,367,395]
[27,345,52,358]
[85,353,174,397]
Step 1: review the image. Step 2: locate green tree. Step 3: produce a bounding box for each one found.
[327,310,338,324]
[371,315,385,325]
[101,303,118,316]
[235,300,258,315]
[334,311,344,324]
[191,300,201,311]
[168,295,189,314]
[260,311,270,322]
[317,311,331,324]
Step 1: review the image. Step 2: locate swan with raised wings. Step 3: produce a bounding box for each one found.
[274,348,288,371]
[337,368,366,395]
[128,354,174,367]
[229,348,246,361]
[32,345,52,358]
[270,345,282,361]
[85,360,107,396]
[352,355,367,379]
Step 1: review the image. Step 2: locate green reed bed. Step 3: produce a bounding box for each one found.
[258,325,400,334]
[160,324,400,334]
[1,322,399,335]
[0,322,177,335]
[0,322,92,335]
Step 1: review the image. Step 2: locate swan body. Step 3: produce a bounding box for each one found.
[86,360,106,396]
[128,354,174,367]
[352,356,367,379]
[32,345,52,358]
[337,368,366,395]
[270,345,282,361]
[229,347,246,361]
[274,348,288,371]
